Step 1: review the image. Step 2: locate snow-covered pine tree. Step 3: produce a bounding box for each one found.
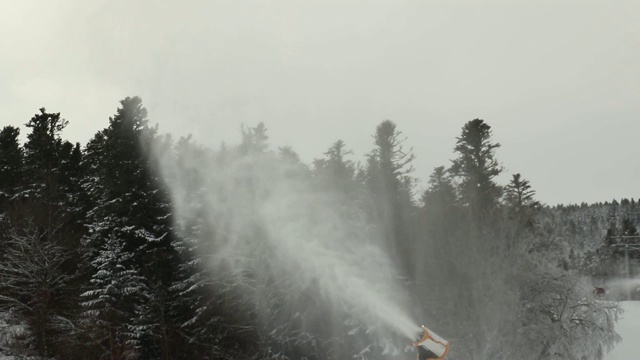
[81,233,149,360]
[81,97,183,359]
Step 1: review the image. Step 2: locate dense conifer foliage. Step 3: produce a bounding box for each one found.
[0,99,630,359]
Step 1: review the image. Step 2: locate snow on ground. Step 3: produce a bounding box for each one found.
[606,301,640,360]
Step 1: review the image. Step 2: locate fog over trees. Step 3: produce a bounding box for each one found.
[1,97,636,359]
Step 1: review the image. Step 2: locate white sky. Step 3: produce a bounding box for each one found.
[1,0,639,205]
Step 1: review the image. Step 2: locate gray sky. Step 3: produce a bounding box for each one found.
[2,1,639,205]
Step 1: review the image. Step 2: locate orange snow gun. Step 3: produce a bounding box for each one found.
[413,325,450,360]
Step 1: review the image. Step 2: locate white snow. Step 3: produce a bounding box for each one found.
[606,301,640,360]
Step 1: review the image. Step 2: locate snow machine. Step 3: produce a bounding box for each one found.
[413,325,450,360]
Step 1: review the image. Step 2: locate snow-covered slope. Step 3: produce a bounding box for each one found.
[606,301,640,360]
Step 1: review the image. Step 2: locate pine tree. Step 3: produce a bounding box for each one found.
[0,126,23,196]
[504,173,541,230]
[279,146,310,180]
[449,119,503,221]
[60,142,84,198]
[621,217,638,236]
[504,173,536,209]
[422,166,457,211]
[364,120,416,277]
[313,140,358,195]
[239,122,269,155]
[22,108,72,202]
[81,234,149,360]
[0,125,23,257]
[420,165,460,262]
[81,97,183,359]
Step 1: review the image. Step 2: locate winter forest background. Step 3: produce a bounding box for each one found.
[1,96,638,359]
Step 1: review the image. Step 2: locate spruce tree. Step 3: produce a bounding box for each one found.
[449,118,503,221]
[22,108,72,202]
[0,126,23,196]
[504,173,541,230]
[81,97,183,359]
[420,165,459,259]
[422,166,457,211]
[313,140,357,194]
[364,120,416,277]
[81,234,148,360]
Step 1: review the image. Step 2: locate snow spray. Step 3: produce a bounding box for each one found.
[156,146,421,347]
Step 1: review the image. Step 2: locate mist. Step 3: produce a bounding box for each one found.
[156,140,421,355]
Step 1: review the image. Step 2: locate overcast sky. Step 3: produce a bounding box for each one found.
[1,1,639,205]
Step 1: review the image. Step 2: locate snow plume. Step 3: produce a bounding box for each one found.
[155,143,420,353]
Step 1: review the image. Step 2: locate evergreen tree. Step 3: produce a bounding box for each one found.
[504,173,537,209]
[22,108,73,202]
[422,166,457,211]
[364,120,416,277]
[621,217,638,236]
[81,97,183,359]
[504,173,541,230]
[279,146,310,180]
[60,142,84,197]
[313,140,358,194]
[81,233,149,360]
[239,122,269,155]
[0,126,23,195]
[420,165,460,261]
[449,119,503,221]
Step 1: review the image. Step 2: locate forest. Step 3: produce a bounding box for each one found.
[0,96,638,360]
